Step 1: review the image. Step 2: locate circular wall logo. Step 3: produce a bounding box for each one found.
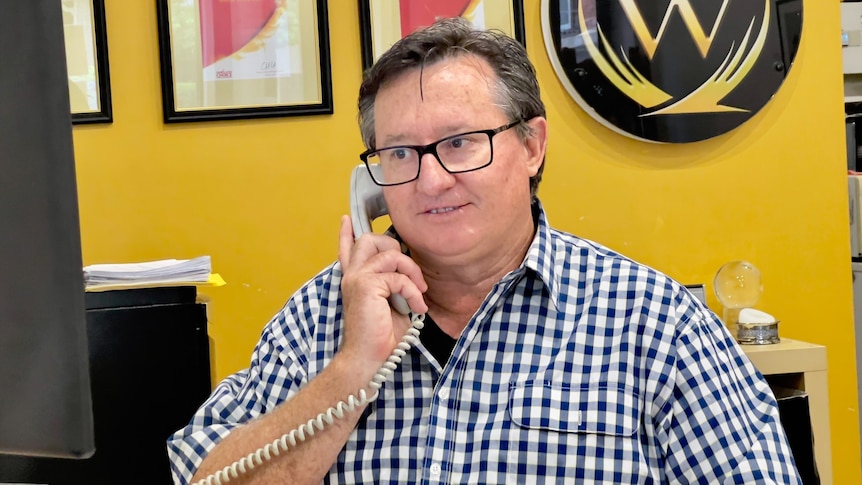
[542,0,802,143]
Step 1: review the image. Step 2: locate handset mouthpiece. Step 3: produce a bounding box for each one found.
[389,294,411,315]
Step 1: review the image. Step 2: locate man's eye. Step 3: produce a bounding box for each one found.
[448,137,467,149]
[392,148,409,160]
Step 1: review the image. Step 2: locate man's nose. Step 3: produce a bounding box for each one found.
[415,152,456,193]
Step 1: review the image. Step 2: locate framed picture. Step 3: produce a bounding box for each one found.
[156,0,333,123]
[63,0,112,124]
[358,0,525,71]
[684,284,708,305]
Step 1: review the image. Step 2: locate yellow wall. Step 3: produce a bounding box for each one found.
[72,0,858,480]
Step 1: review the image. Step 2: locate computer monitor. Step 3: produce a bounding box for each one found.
[0,0,94,458]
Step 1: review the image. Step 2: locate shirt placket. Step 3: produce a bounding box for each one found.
[419,270,526,484]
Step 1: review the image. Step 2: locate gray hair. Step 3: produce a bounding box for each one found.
[357,17,546,196]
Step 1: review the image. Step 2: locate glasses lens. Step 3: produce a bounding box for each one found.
[436,132,493,172]
[366,147,420,185]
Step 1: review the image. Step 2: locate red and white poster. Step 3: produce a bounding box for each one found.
[198,0,292,82]
[398,0,485,36]
[365,0,514,64]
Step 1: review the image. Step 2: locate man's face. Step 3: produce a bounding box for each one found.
[373,54,545,267]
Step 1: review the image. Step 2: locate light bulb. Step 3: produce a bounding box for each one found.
[713,261,763,325]
[714,261,762,308]
[713,261,779,344]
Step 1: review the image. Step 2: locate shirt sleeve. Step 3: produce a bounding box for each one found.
[165,302,315,484]
[166,264,341,484]
[660,305,803,484]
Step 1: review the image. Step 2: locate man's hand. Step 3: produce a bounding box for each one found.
[337,215,428,368]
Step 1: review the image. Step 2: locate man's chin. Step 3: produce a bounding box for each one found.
[412,236,478,260]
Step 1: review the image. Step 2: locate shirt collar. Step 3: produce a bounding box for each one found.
[521,199,562,312]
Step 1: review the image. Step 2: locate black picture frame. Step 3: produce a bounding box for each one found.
[156,0,333,123]
[67,0,113,125]
[358,0,525,72]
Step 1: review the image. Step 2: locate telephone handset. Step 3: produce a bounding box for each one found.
[349,164,411,315]
[193,166,424,485]
[349,164,388,240]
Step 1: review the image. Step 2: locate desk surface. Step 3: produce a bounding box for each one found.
[741,338,827,375]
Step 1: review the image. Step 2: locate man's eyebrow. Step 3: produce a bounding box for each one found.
[379,134,412,147]
[379,125,472,147]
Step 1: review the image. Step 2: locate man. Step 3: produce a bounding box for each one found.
[168,18,801,484]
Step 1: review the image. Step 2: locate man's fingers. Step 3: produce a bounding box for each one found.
[338,215,355,268]
[386,274,429,314]
[338,215,427,314]
[349,232,403,266]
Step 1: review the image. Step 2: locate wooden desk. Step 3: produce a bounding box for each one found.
[742,339,830,484]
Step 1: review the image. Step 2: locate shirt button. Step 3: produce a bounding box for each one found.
[429,462,442,477]
[438,388,450,400]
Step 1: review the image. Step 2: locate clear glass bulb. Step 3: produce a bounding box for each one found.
[713,261,763,324]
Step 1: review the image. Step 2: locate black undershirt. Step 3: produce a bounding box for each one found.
[418,313,457,367]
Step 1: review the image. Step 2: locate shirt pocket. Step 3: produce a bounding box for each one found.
[508,380,640,436]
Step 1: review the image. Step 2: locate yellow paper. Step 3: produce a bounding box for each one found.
[85,273,226,292]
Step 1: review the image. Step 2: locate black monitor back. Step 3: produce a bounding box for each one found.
[0,0,94,457]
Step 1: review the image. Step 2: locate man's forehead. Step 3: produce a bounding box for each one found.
[371,55,505,143]
[378,54,498,99]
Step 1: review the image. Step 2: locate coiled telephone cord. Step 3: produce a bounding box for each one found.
[193,312,425,485]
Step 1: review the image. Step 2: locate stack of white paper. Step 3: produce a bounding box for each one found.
[83,256,212,286]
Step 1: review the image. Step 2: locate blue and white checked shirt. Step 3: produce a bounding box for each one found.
[168,203,801,484]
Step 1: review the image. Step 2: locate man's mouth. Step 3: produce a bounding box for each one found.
[428,206,458,214]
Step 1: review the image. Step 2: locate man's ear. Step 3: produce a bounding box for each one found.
[523,117,548,177]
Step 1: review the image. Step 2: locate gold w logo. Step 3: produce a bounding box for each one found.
[619,0,730,59]
[578,0,770,114]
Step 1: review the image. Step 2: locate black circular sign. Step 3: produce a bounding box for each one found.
[542,0,802,143]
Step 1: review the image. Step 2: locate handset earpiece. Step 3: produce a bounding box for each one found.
[350,164,411,315]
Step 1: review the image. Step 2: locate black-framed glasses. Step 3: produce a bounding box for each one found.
[359,119,523,186]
